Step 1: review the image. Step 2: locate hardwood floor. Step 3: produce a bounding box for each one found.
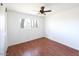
[6,37,79,56]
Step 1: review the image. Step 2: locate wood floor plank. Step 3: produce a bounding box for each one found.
[6,37,79,56]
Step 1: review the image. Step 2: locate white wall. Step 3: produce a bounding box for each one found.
[0,5,7,55]
[7,10,45,46]
[45,7,79,50]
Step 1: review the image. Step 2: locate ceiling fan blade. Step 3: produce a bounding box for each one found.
[44,10,52,12]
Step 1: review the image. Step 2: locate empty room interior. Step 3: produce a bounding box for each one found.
[0,3,79,56]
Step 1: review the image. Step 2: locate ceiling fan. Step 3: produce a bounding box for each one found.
[39,6,52,15]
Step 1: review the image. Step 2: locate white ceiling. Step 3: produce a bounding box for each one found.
[46,3,79,12]
[5,3,79,16]
[5,3,46,16]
